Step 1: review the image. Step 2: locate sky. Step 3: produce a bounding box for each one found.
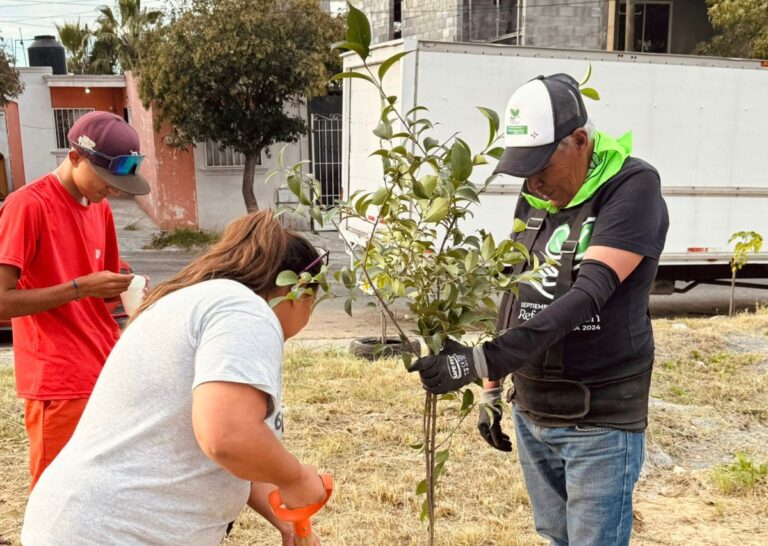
[1,0,348,67]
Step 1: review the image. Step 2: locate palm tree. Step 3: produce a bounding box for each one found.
[56,20,92,74]
[93,0,163,73]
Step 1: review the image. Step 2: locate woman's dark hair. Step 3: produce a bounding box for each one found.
[131,211,319,321]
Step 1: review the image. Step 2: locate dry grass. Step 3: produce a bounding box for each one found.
[1,308,767,545]
[223,347,542,546]
[0,364,26,544]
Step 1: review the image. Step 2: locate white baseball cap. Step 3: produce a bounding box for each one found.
[494,73,588,178]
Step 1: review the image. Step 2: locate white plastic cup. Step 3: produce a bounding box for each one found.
[120,275,147,318]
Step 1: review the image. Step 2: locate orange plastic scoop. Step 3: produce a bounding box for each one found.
[269,474,334,544]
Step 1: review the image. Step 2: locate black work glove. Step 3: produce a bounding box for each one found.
[408,339,485,394]
[477,387,512,452]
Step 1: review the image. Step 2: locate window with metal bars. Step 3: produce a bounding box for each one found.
[53,108,94,149]
[310,113,342,208]
[204,141,261,168]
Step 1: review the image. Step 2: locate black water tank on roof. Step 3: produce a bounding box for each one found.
[28,35,67,75]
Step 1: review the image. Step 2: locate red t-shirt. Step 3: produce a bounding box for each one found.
[0,174,121,400]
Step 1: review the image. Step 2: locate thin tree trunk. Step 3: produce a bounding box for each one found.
[380,309,387,345]
[425,392,438,546]
[242,151,260,212]
[729,268,736,317]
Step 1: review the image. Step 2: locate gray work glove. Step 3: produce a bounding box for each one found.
[477,387,512,452]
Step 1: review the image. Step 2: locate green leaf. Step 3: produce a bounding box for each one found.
[378,51,411,81]
[354,196,371,217]
[277,145,288,169]
[329,71,376,85]
[275,270,299,287]
[341,269,355,289]
[373,121,393,140]
[344,298,353,316]
[370,187,389,205]
[450,140,473,181]
[477,106,500,148]
[427,333,443,355]
[424,197,450,223]
[309,206,323,227]
[456,186,480,203]
[579,63,593,86]
[264,168,280,187]
[268,296,287,308]
[420,498,430,522]
[416,479,428,496]
[580,87,600,101]
[330,40,368,59]
[436,449,449,465]
[487,146,504,160]
[461,388,475,411]
[402,353,413,370]
[424,136,439,150]
[409,118,433,129]
[286,175,302,197]
[409,441,423,450]
[298,191,312,206]
[274,204,293,218]
[380,104,394,123]
[412,180,429,199]
[345,2,371,58]
[405,105,429,117]
[513,218,527,233]
[421,175,438,197]
[465,250,478,271]
[481,234,495,260]
[458,311,488,326]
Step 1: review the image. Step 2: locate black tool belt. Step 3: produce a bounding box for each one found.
[509,366,653,424]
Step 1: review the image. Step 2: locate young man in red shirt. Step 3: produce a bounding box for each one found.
[0,111,150,488]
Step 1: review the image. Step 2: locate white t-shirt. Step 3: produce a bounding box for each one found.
[22,279,284,545]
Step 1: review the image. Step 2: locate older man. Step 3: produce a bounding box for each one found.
[410,73,669,545]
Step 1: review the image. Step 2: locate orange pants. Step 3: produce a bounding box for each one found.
[24,398,89,490]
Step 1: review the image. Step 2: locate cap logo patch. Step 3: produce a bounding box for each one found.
[507,125,528,135]
[77,135,96,151]
[509,108,521,123]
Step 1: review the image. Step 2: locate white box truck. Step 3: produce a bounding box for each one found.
[339,40,768,292]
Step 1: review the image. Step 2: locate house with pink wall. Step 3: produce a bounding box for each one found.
[2,65,341,232]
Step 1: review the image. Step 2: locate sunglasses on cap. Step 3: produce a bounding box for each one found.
[74,145,145,176]
[301,248,330,274]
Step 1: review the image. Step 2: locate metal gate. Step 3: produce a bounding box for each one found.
[309,113,343,212]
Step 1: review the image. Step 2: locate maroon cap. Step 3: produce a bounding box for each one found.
[67,111,150,196]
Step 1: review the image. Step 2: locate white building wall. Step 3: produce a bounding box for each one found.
[17,68,57,182]
[194,104,311,231]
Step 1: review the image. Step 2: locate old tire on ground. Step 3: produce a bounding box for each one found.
[349,336,422,361]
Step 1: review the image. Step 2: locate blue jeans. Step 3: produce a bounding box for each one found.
[514,407,645,546]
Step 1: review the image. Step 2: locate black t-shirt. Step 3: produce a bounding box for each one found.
[502,157,669,384]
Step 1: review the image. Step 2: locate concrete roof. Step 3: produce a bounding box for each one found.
[43,74,126,88]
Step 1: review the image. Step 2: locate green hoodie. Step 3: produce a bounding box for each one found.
[522,130,633,214]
